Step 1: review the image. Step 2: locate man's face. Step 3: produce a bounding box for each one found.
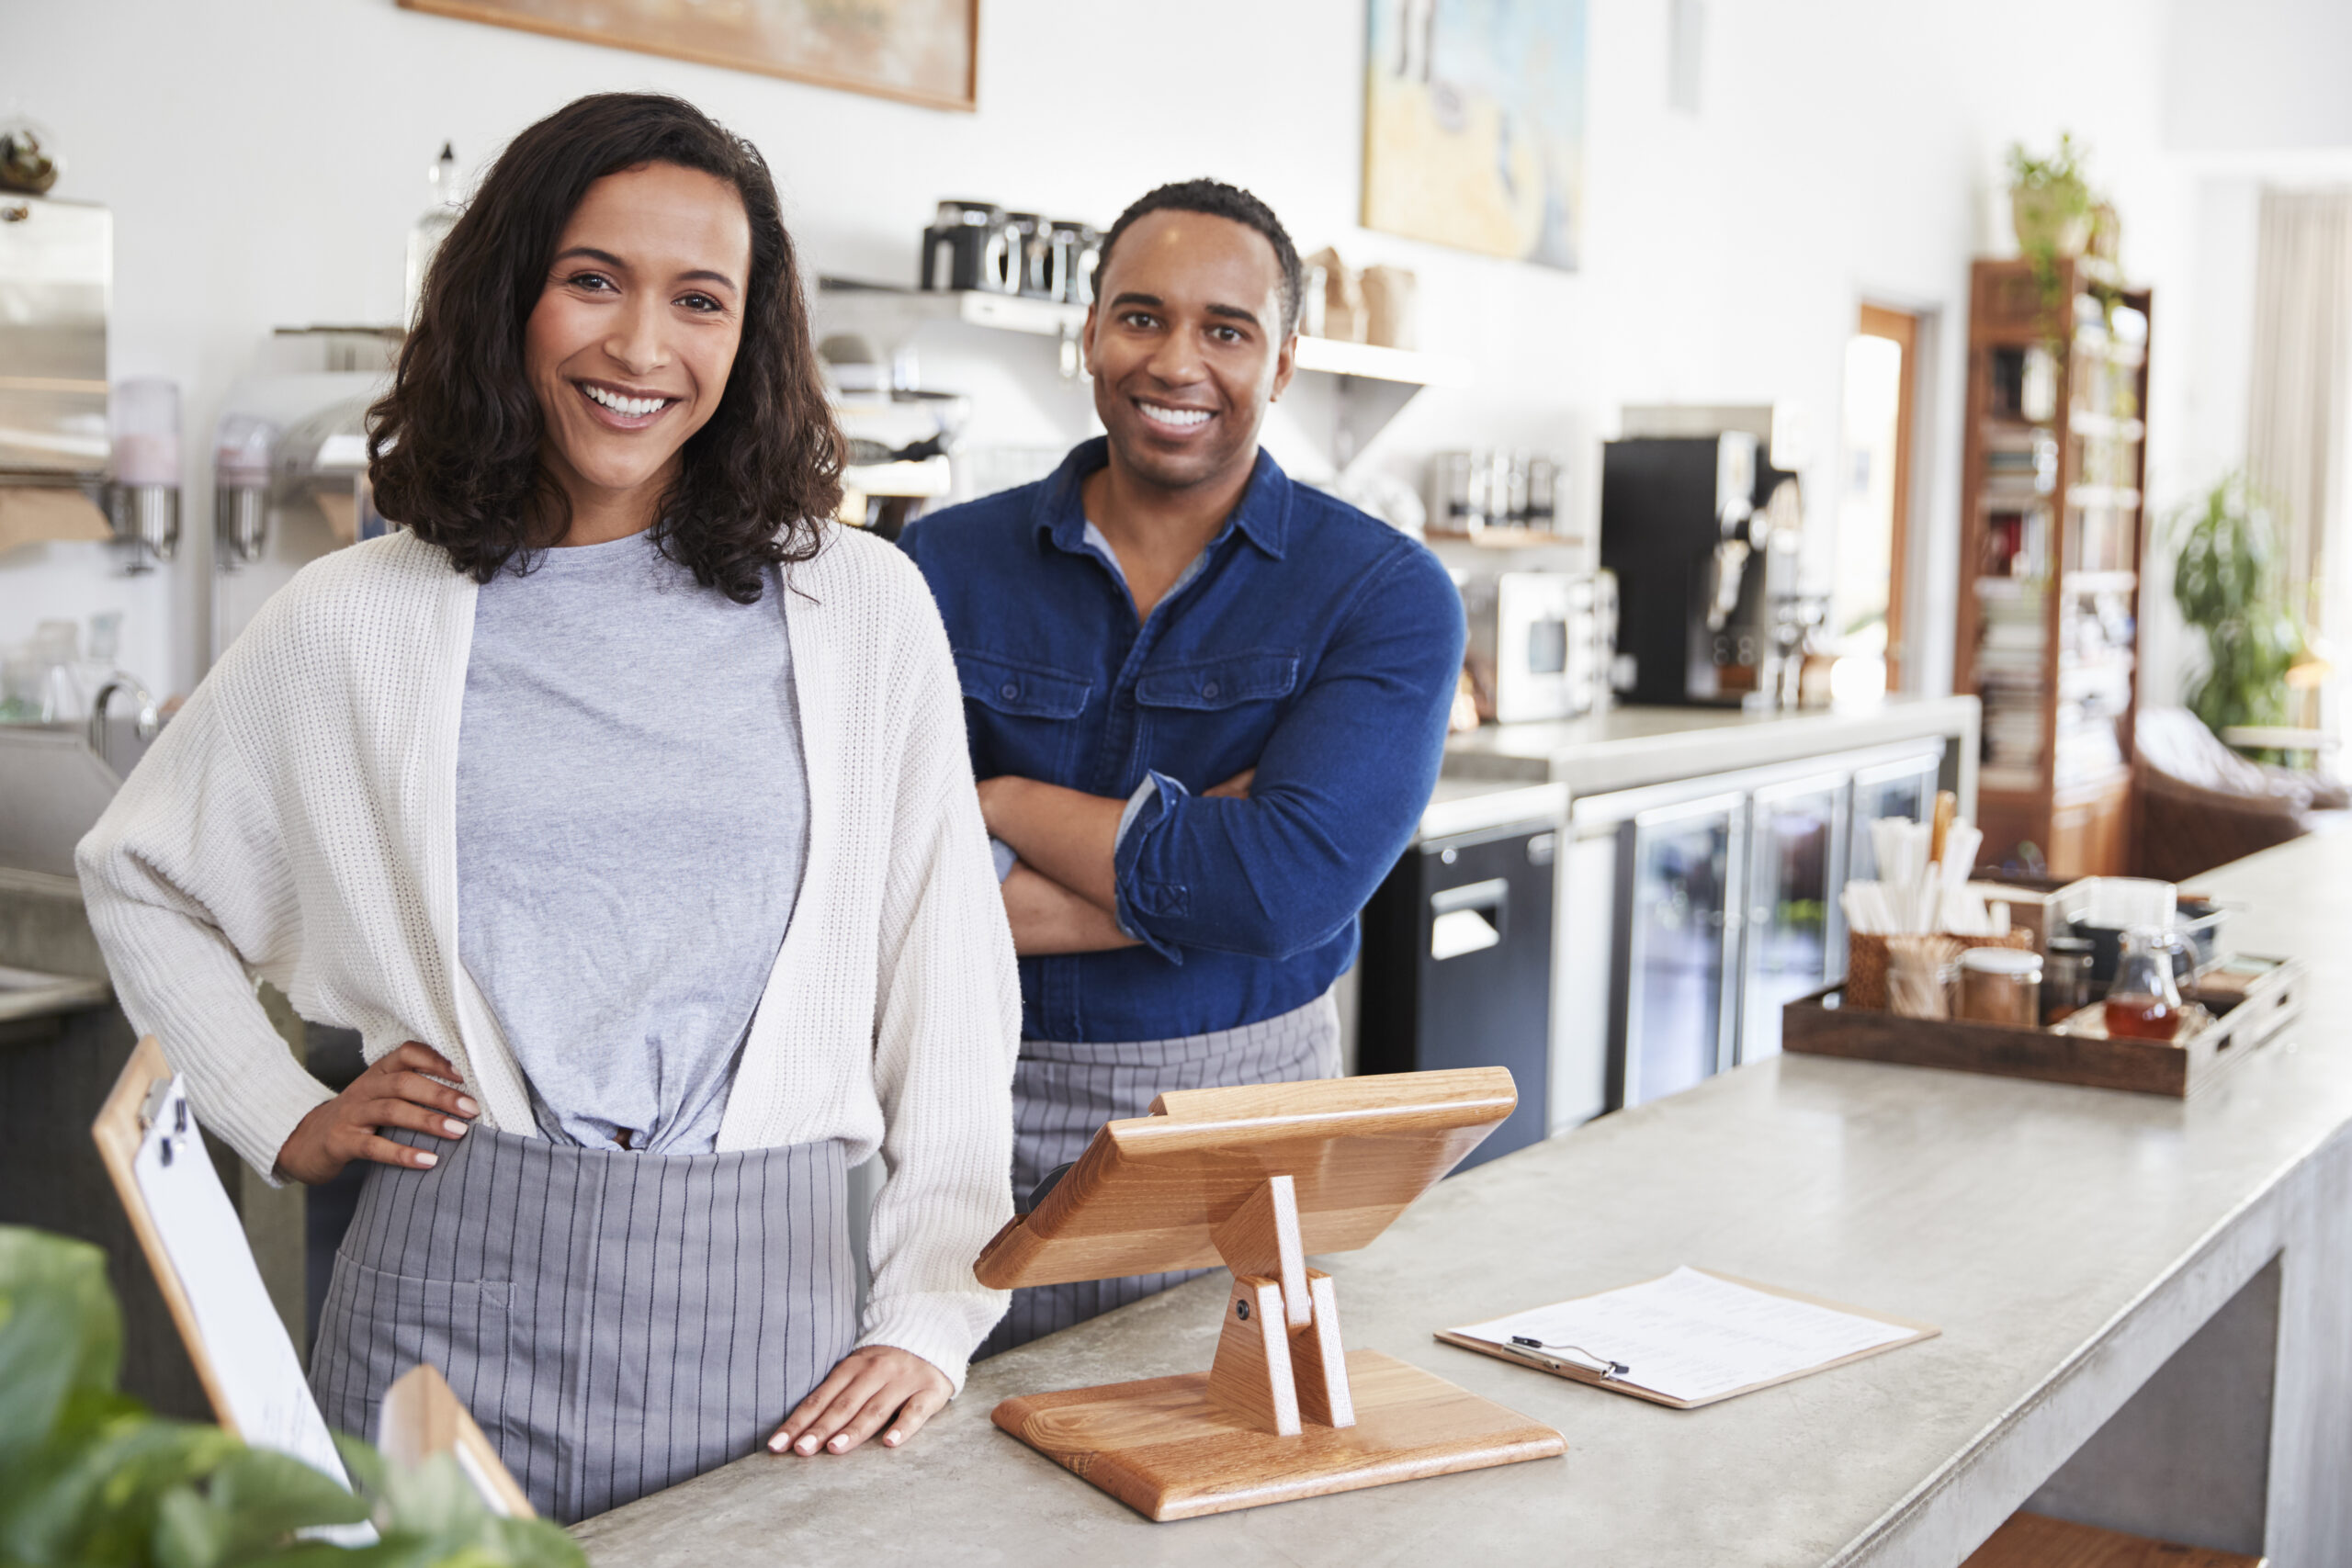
[1085,209,1296,493]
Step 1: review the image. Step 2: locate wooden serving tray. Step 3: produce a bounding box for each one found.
[1781,954,2303,1099]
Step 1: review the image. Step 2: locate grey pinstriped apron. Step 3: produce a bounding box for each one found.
[311,1122,853,1524]
[975,989,1340,1359]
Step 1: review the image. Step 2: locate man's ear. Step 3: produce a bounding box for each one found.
[1269,330,1300,404]
[1080,302,1099,378]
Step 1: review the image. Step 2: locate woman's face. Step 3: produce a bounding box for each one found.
[524,161,752,532]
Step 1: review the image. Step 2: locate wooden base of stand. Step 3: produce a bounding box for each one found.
[992,1348,1564,1521]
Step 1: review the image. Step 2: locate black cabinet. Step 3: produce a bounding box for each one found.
[1358,819,1555,1170]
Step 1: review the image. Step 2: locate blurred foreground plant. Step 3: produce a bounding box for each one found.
[0,1225,582,1568]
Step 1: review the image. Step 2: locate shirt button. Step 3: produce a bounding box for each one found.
[1203,682,1220,699]
[1000,682,1019,700]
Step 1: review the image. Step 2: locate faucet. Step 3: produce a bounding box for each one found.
[89,675,162,773]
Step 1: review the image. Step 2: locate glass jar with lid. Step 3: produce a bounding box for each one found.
[1958,947,2041,1027]
[2041,935,2096,1025]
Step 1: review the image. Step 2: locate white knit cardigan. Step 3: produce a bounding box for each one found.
[75,525,1020,1388]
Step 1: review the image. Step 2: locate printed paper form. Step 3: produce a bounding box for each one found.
[1452,1267,1921,1404]
[135,1077,354,1487]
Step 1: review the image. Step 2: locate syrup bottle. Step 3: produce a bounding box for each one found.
[2104,926,2183,1041]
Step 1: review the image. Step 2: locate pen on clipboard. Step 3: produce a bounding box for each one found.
[1510,1336,1631,1381]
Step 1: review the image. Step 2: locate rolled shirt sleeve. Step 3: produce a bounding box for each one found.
[1109,546,1465,963]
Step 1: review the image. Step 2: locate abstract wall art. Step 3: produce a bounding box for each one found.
[1363,0,1588,270]
[400,0,978,112]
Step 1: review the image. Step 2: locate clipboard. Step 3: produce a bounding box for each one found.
[92,1035,352,1483]
[379,1364,536,1518]
[1436,1267,1939,1410]
[96,1037,533,1524]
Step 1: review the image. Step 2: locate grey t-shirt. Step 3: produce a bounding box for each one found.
[456,529,808,1154]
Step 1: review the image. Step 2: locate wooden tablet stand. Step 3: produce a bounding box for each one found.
[976,1067,1564,1521]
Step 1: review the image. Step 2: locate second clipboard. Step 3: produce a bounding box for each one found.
[1435,1266,1939,1410]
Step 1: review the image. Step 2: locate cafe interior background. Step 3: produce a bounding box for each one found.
[10,0,2352,1559]
[6,0,2344,706]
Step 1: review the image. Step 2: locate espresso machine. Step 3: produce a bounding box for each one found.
[1600,432,1822,708]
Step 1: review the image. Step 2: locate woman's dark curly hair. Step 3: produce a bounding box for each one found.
[368,93,840,603]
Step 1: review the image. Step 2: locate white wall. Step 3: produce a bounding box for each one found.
[2164,0,2352,152]
[1,0,2226,702]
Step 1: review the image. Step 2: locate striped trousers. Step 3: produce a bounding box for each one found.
[311,1122,853,1524]
[975,990,1341,1359]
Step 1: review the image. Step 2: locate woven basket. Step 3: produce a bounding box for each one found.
[1845,929,2035,1011]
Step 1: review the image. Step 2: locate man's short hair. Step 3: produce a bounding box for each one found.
[1096,179,1306,336]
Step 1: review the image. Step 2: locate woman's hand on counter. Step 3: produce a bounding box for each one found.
[769,1345,953,1458]
[272,1041,479,1183]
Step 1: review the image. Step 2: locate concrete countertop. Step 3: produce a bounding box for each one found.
[0,867,112,1035]
[0,964,111,1024]
[575,833,2352,1567]
[1442,694,1981,800]
[1416,777,1567,842]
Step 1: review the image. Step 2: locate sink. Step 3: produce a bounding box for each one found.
[0,963,110,1023]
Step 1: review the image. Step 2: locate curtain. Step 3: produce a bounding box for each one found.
[2247,189,2352,682]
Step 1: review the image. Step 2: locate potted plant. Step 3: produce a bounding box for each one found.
[2007,133,2095,259]
[0,1224,582,1568]
[2172,473,2304,746]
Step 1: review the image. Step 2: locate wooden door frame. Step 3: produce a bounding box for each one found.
[1855,301,1922,693]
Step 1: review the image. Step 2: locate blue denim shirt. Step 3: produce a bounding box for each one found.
[900,438,1465,1043]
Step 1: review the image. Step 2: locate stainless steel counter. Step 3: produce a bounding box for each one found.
[575,829,2351,1566]
[1443,694,1981,806]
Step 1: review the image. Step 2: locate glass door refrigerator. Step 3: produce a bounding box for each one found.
[1847,750,1946,884]
[1565,739,1953,1113]
[1611,792,1745,1108]
[1738,773,1848,1063]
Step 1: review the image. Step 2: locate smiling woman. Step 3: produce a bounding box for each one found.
[369,93,842,595]
[76,91,1021,1525]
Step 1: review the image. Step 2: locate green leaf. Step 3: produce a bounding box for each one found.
[247,1541,433,1568]
[0,1226,585,1568]
[0,1412,232,1567]
[152,1483,228,1568]
[198,1448,371,1560]
[331,1434,390,1506]
[2169,471,2305,739]
[0,1227,125,1472]
[379,1455,489,1543]
[484,1517,589,1568]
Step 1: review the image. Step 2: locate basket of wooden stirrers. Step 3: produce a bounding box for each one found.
[1842,796,2029,1011]
[1848,930,2035,1014]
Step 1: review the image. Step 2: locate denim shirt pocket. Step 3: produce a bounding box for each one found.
[957,650,1093,781]
[1133,650,1300,779]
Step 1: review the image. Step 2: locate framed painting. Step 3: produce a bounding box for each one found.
[1363,0,1587,271]
[398,0,979,113]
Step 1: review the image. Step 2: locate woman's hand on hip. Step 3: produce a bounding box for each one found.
[273,1041,479,1184]
[769,1346,952,1458]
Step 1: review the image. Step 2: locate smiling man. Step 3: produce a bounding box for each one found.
[899,180,1464,1352]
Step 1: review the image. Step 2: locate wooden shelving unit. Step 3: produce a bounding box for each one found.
[1954,258,2153,877]
[1962,1510,2260,1567]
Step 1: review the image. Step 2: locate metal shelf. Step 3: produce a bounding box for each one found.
[812,277,1471,469]
[1292,334,1469,388]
